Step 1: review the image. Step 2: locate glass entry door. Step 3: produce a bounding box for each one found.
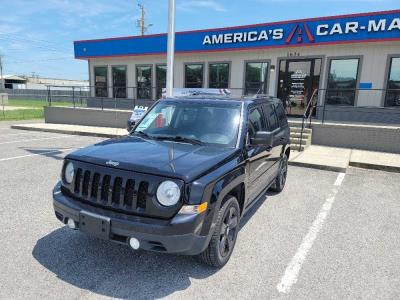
[278,58,321,116]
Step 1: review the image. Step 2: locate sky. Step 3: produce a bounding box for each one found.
[0,0,398,80]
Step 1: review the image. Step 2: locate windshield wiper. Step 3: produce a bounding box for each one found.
[155,135,204,145]
[132,131,153,139]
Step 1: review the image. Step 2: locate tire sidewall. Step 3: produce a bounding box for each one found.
[214,197,240,266]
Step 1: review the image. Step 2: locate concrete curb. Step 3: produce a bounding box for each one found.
[349,161,400,173]
[288,161,347,173]
[10,125,122,139]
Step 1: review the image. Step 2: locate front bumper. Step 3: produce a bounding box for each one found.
[53,182,211,255]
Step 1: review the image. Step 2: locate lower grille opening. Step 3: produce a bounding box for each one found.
[111,233,128,243]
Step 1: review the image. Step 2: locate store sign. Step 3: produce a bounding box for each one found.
[75,10,400,58]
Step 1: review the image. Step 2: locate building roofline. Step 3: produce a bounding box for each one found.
[74,9,400,44]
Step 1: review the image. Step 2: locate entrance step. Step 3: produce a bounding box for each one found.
[289,124,312,152]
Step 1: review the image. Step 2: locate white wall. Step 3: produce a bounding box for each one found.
[88,41,400,107]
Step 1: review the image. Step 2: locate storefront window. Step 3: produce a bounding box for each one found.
[94,66,108,97]
[137,65,152,99]
[325,58,359,106]
[209,63,229,88]
[185,64,203,88]
[244,62,268,95]
[385,57,400,107]
[112,66,127,98]
[156,65,166,99]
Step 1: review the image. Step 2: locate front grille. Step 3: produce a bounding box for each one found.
[61,161,183,219]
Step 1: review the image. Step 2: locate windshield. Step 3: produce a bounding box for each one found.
[133,101,242,147]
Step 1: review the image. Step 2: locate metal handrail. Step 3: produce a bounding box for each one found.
[299,89,319,149]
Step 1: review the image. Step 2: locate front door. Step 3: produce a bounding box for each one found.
[277,58,321,116]
[247,106,273,203]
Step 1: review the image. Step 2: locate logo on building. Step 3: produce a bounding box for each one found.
[285,23,315,44]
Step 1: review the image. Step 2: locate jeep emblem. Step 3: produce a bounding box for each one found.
[106,160,120,167]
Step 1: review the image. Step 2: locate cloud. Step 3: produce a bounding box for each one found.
[178,0,226,12]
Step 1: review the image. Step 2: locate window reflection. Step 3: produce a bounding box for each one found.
[156,65,166,99]
[245,62,268,95]
[94,66,108,97]
[385,57,400,107]
[185,64,203,88]
[326,58,359,106]
[137,65,152,99]
[209,63,229,88]
[112,66,127,98]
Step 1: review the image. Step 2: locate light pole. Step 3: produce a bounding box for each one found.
[166,0,175,98]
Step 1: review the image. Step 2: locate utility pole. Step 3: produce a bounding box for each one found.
[0,55,4,90]
[166,0,175,98]
[137,4,152,35]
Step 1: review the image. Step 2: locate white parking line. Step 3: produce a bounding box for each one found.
[334,172,346,186]
[276,172,346,294]
[0,148,75,162]
[0,135,71,145]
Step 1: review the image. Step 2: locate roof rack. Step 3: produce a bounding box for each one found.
[162,88,231,98]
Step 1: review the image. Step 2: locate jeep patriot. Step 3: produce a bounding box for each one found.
[53,95,291,267]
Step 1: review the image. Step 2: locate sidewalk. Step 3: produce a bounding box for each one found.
[11,123,126,138]
[10,122,400,173]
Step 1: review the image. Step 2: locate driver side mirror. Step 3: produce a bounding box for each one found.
[250,131,274,147]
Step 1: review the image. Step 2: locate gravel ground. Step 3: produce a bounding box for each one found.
[0,123,399,300]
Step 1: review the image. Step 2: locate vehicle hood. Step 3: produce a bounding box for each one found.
[66,135,239,182]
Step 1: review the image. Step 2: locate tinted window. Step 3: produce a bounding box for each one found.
[385,57,400,107]
[274,103,288,127]
[135,101,241,147]
[245,62,268,95]
[326,58,359,106]
[137,65,152,99]
[112,66,127,98]
[209,63,229,88]
[248,107,266,137]
[185,64,203,88]
[263,104,279,131]
[94,66,108,97]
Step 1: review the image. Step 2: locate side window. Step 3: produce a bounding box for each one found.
[263,104,279,131]
[274,103,288,127]
[248,107,266,138]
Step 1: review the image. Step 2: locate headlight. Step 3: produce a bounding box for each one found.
[64,162,74,184]
[156,181,181,206]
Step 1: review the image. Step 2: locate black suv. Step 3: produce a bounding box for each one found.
[53,96,290,267]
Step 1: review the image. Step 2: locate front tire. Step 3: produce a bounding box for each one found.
[270,154,288,193]
[199,197,240,268]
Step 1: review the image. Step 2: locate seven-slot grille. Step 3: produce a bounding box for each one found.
[71,168,148,210]
[61,161,182,218]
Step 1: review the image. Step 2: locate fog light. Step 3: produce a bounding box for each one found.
[129,237,140,250]
[67,218,76,229]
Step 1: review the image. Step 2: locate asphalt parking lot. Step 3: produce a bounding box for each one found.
[1,122,399,300]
